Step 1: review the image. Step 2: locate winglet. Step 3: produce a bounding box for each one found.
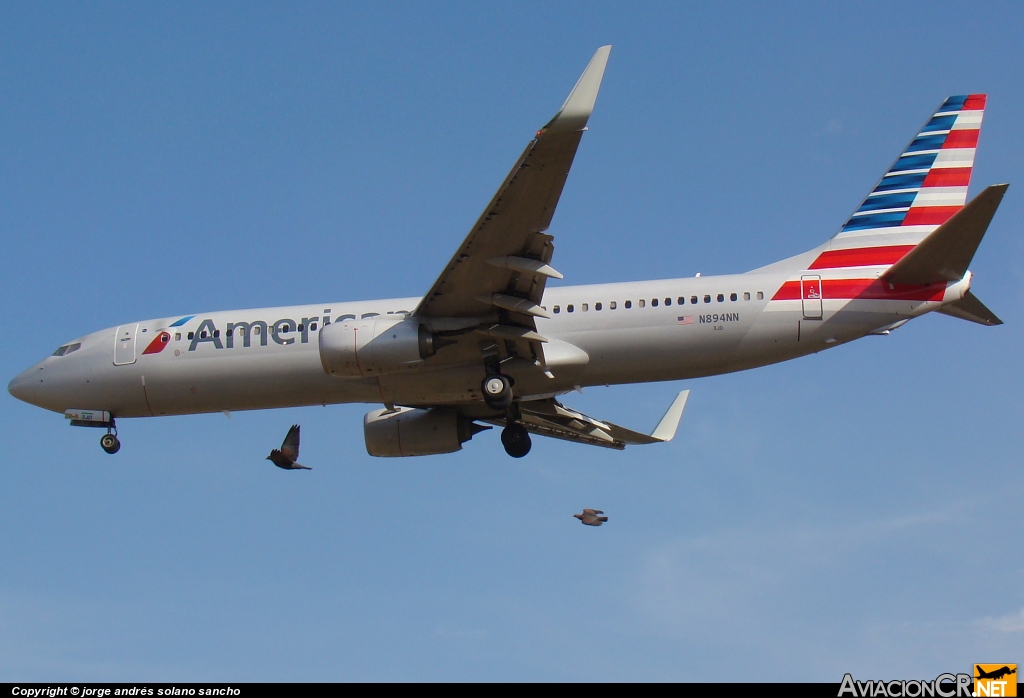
[650,390,690,442]
[542,45,611,134]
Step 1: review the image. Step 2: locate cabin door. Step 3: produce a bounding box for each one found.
[801,275,823,320]
[114,324,139,365]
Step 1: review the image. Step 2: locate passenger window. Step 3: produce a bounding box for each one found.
[678,296,685,305]
[691,296,698,305]
[703,295,711,304]
[757,291,764,300]
[639,299,646,308]
[595,302,602,311]
[310,322,318,331]
[652,298,659,307]
[581,303,588,312]
[730,293,737,301]
[717,294,724,302]
[298,324,304,332]
[665,297,671,306]
[213,330,220,338]
[743,292,750,301]
[610,301,617,310]
[567,304,574,313]
[188,332,195,339]
[625,301,632,309]
[553,305,560,314]
[254,326,261,335]
[200,331,207,339]
[174,333,181,341]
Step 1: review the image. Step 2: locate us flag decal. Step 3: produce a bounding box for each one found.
[678,316,693,325]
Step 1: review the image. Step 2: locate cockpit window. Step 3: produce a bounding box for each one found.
[51,342,81,357]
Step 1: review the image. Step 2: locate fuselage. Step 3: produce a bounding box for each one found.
[8,256,970,421]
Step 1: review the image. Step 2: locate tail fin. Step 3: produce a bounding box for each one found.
[836,94,986,243]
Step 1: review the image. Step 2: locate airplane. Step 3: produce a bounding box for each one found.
[7,46,1008,459]
[975,666,1016,681]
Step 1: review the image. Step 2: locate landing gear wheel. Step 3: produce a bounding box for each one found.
[100,433,120,454]
[482,374,513,410]
[501,423,532,458]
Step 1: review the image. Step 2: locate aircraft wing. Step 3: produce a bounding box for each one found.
[481,390,689,450]
[413,46,611,336]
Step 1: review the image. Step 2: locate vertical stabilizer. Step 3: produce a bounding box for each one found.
[835,95,986,248]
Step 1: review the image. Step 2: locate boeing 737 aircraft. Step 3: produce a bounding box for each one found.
[8,46,1007,459]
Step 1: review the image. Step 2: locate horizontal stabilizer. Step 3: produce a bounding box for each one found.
[936,290,1003,326]
[885,184,1008,285]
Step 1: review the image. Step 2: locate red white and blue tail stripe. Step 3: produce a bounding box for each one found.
[836,94,985,239]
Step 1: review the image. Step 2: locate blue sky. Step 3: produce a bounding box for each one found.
[2,2,1022,681]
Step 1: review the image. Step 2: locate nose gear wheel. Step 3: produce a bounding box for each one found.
[100,432,121,454]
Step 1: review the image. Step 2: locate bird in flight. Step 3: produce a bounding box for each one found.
[574,509,608,526]
[266,425,311,470]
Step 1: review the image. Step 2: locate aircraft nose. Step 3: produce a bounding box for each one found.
[8,365,45,407]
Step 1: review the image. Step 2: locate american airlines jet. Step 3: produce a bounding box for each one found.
[7,46,1007,459]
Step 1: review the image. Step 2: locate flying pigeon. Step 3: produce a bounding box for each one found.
[574,509,608,526]
[266,425,311,470]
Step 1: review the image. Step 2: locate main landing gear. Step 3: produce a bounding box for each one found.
[100,425,120,454]
[482,374,513,410]
[501,422,532,458]
[481,373,531,457]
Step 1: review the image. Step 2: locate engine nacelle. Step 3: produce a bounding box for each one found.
[364,407,488,457]
[319,316,440,377]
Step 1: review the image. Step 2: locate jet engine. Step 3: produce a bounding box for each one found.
[319,316,446,377]
[363,407,489,457]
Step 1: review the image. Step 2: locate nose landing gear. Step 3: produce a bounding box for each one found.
[100,426,120,454]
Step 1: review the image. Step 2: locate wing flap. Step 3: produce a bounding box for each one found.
[480,389,690,450]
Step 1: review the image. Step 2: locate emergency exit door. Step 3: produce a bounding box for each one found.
[114,324,139,365]
[801,275,823,319]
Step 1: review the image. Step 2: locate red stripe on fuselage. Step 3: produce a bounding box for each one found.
[943,129,979,149]
[809,245,915,270]
[902,206,960,226]
[922,167,972,188]
[771,279,946,302]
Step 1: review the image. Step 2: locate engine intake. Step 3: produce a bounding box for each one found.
[364,407,489,457]
[319,317,441,377]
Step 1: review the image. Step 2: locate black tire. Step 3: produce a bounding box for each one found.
[100,434,120,454]
[482,374,513,410]
[500,423,532,458]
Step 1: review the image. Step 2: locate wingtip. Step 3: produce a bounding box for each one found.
[545,46,612,133]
